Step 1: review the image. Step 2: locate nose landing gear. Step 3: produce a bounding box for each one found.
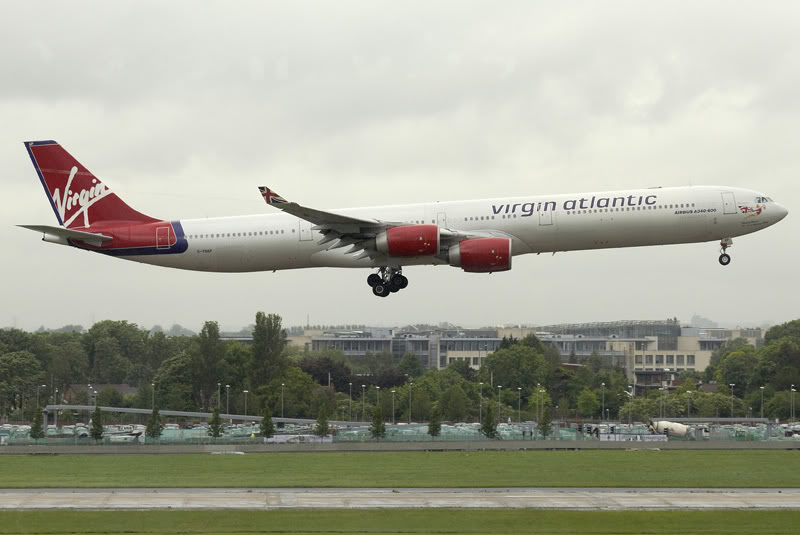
[367,268,408,297]
[719,238,732,266]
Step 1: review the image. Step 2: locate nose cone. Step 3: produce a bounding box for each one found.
[774,203,789,222]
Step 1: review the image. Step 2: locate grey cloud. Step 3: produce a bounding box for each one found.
[1,1,798,331]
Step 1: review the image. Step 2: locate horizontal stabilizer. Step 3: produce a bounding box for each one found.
[18,224,112,243]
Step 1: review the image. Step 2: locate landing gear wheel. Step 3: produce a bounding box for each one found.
[372,284,390,297]
[388,281,400,293]
[719,253,731,266]
[391,274,408,289]
[367,273,381,287]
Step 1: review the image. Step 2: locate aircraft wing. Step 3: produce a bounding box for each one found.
[18,224,112,245]
[261,186,498,261]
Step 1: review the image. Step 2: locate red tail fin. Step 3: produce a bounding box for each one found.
[25,140,157,229]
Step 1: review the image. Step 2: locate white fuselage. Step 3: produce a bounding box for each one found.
[127,185,787,273]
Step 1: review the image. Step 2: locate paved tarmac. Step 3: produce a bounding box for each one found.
[1,487,798,510]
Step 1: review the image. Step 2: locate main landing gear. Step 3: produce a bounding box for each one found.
[718,237,733,266]
[367,268,408,297]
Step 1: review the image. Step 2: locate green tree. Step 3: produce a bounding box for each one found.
[314,403,329,438]
[577,388,600,418]
[29,407,45,440]
[370,406,386,440]
[447,359,477,382]
[398,352,424,377]
[208,407,223,438]
[259,367,320,419]
[441,384,469,422]
[704,338,753,381]
[715,351,759,396]
[260,405,275,438]
[194,321,225,409]
[765,319,800,345]
[411,387,433,422]
[0,351,45,415]
[97,388,123,408]
[481,401,498,439]
[90,405,104,442]
[481,345,547,399]
[539,407,553,439]
[153,352,197,411]
[250,312,288,386]
[528,390,553,421]
[427,403,442,439]
[145,407,164,439]
[82,320,146,384]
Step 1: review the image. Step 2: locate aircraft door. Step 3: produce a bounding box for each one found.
[156,225,172,249]
[721,192,737,214]
[298,220,314,241]
[437,212,447,228]
[539,210,553,226]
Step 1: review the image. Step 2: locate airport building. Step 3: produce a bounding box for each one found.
[229,320,763,389]
[499,321,764,388]
[309,327,501,370]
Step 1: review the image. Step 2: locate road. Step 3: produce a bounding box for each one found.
[1,488,798,510]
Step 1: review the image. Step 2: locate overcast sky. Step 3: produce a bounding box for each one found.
[2,1,798,332]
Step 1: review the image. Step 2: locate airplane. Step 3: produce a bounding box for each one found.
[20,140,789,297]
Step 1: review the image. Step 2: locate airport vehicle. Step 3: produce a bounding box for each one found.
[20,141,788,297]
[649,420,691,438]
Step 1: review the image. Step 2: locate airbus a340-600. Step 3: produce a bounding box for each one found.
[20,141,788,297]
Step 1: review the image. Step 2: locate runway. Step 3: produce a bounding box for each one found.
[1,488,798,510]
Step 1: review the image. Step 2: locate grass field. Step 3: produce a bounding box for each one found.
[1,510,799,534]
[1,450,800,488]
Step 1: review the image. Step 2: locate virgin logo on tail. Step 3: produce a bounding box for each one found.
[52,166,111,228]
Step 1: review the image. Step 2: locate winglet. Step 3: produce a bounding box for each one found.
[258,186,288,206]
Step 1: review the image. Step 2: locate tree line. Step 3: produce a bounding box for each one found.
[2,314,799,425]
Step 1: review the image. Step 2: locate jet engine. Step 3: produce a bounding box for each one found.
[448,237,512,273]
[375,224,440,257]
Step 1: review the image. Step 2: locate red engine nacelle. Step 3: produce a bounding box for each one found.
[376,224,440,257]
[448,237,512,273]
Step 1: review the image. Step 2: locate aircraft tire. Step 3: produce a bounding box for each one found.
[373,284,390,297]
[719,253,731,266]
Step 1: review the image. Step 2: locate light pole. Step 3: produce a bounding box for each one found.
[93,390,98,409]
[517,387,522,423]
[225,384,230,420]
[760,386,765,419]
[659,387,665,418]
[536,383,541,423]
[791,384,796,421]
[54,388,59,429]
[539,390,546,426]
[391,390,396,425]
[243,390,249,416]
[729,383,735,418]
[349,383,352,422]
[217,383,221,409]
[601,383,605,421]
[361,384,366,422]
[281,383,285,418]
[792,387,796,422]
[498,385,502,420]
[36,384,46,408]
[376,386,381,407]
[408,382,414,423]
[479,382,484,424]
[151,383,155,411]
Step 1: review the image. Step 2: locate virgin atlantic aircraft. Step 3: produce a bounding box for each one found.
[21,141,788,297]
